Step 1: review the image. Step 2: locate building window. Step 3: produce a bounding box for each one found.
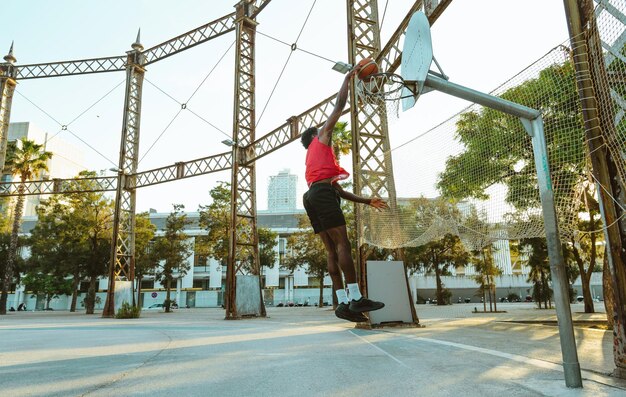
[140,280,155,289]
[193,279,208,290]
[194,255,208,266]
[308,278,321,288]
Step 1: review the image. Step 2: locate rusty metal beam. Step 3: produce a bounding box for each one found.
[133,152,232,187]
[0,176,117,196]
[15,56,127,80]
[12,1,274,79]
[0,151,232,196]
[379,0,452,73]
[1,1,447,198]
[142,13,237,65]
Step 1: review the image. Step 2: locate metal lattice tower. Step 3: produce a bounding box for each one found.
[0,44,17,176]
[347,0,418,325]
[0,1,452,320]
[103,34,146,317]
[225,0,265,319]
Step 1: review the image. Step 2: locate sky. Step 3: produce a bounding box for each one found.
[1,0,571,214]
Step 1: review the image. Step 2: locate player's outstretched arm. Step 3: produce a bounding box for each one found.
[318,68,358,146]
[333,183,389,209]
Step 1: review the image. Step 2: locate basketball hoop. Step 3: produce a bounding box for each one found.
[355,72,417,120]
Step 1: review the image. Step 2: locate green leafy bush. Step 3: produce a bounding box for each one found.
[115,301,141,319]
[507,293,520,302]
[441,288,453,305]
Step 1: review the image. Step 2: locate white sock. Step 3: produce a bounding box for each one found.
[347,283,362,301]
[335,289,349,304]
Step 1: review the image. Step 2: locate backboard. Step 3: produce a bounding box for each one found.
[401,11,433,111]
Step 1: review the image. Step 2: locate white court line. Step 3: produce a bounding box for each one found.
[388,333,626,390]
[349,330,410,368]
[413,336,563,371]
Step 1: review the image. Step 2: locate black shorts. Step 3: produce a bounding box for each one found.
[303,183,346,234]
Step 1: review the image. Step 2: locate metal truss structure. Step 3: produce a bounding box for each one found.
[0,45,17,176]
[225,1,264,319]
[0,0,452,319]
[344,0,451,327]
[348,0,411,325]
[103,39,146,316]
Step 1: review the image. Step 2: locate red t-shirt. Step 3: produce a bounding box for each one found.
[305,137,350,187]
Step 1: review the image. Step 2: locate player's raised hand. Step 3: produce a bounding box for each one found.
[369,197,389,210]
[347,65,359,79]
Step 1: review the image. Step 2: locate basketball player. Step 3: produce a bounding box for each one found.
[301,67,387,322]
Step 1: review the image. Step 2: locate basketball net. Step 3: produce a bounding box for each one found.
[355,72,411,122]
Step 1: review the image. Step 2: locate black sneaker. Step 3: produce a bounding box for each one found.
[335,303,368,322]
[349,297,385,313]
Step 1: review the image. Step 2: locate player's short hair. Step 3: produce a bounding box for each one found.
[301,127,318,149]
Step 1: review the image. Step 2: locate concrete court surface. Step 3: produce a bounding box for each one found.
[1,303,626,397]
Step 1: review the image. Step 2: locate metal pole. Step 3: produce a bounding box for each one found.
[422,74,582,387]
[0,44,17,176]
[529,116,583,388]
[347,0,419,327]
[423,74,540,120]
[562,0,626,376]
[226,0,263,319]
[103,35,145,317]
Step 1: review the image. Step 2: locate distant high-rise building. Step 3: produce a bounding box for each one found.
[1,122,86,216]
[267,169,297,212]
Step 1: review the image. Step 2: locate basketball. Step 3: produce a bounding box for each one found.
[356,58,379,80]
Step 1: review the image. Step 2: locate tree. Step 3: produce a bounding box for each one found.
[153,204,192,313]
[520,237,553,309]
[1,138,52,315]
[258,227,278,277]
[0,199,9,232]
[437,62,584,210]
[198,182,277,276]
[284,215,328,307]
[400,197,470,305]
[134,212,157,306]
[332,121,352,161]
[28,195,84,312]
[603,248,615,329]
[28,171,114,314]
[458,205,503,311]
[471,246,503,312]
[0,217,9,286]
[435,61,594,302]
[197,182,230,266]
[21,272,72,310]
[0,233,26,308]
[567,182,603,313]
[66,171,113,314]
[405,233,469,305]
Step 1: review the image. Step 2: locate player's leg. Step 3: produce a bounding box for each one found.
[318,231,342,292]
[309,184,382,315]
[325,224,385,313]
[318,230,367,322]
[324,225,356,284]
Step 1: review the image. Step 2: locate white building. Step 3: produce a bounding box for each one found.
[1,122,85,216]
[8,169,331,311]
[6,166,603,311]
[267,168,298,212]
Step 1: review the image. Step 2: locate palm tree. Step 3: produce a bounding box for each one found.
[521,237,552,309]
[0,138,52,315]
[332,121,352,161]
[471,246,502,312]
